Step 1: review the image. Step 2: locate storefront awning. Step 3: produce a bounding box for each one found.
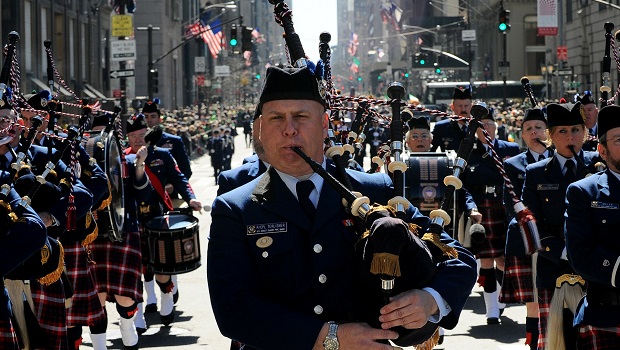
[83,83,108,99]
[30,77,73,97]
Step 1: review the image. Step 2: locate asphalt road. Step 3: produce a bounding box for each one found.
[81,128,530,349]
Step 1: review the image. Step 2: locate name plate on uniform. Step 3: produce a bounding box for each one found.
[591,201,619,209]
[247,222,288,235]
[537,184,559,191]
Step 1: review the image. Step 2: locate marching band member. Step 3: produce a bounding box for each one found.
[431,87,472,152]
[207,65,477,349]
[576,91,599,152]
[500,108,551,349]
[125,114,201,328]
[405,112,433,153]
[88,113,153,350]
[521,102,600,349]
[460,109,520,325]
[565,104,620,349]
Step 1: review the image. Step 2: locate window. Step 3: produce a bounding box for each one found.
[566,0,573,22]
[524,16,544,46]
[69,18,75,78]
[41,7,48,73]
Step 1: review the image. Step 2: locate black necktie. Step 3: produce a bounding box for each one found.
[564,160,576,183]
[462,124,468,135]
[538,155,545,162]
[296,180,316,221]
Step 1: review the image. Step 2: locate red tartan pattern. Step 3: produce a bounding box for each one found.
[577,325,620,349]
[537,287,553,350]
[475,198,507,259]
[0,312,18,350]
[89,230,143,302]
[500,255,535,304]
[63,242,105,326]
[30,279,68,350]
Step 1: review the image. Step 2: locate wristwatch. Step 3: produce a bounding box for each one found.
[322,321,339,350]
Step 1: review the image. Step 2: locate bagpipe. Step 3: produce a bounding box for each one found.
[267,0,480,347]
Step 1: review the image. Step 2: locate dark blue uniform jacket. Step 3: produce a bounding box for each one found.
[207,162,477,350]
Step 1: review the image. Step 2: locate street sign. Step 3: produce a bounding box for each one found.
[111,40,136,61]
[110,69,135,79]
[214,65,230,77]
[111,15,134,37]
[557,46,568,61]
[195,57,206,73]
[556,69,573,76]
[462,30,476,41]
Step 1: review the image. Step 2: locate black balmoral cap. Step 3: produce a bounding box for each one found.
[23,90,52,111]
[142,98,160,114]
[523,108,547,124]
[546,102,584,128]
[407,116,430,130]
[452,87,472,100]
[576,91,595,105]
[126,113,148,133]
[254,65,325,120]
[597,105,620,138]
[91,113,112,129]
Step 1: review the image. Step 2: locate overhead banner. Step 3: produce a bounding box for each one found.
[537,0,558,36]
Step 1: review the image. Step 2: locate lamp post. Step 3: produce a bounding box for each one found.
[541,62,554,101]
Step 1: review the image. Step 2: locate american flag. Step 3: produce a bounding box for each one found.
[198,12,224,58]
[347,32,359,56]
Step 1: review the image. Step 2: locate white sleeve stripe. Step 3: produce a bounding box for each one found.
[612,256,620,288]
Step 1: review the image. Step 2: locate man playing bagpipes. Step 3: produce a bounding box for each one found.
[207,65,477,350]
[431,88,472,152]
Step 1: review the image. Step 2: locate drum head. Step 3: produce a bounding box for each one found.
[146,214,197,231]
[104,132,125,233]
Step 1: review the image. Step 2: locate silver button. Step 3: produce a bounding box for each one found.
[262,251,268,258]
[313,244,323,253]
[318,274,327,283]
[314,305,323,314]
[602,219,607,224]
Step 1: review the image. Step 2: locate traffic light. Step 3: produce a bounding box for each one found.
[434,63,441,74]
[241,26,253,52]
[148,68,159,96]
[413,52,428,68]
[255,73,261,80]
[230,24,238,47]
[498,8,511,33]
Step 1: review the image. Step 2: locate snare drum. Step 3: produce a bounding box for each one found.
[143,213,201,275]
[405,151,457,234]
[84,130,125,241]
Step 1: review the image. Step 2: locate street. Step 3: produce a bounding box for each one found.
[81,127,530,349]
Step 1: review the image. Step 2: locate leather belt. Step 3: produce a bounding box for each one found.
[468,184,501,196]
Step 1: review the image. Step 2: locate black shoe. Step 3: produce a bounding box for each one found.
[136,327,147,335]
[438,335,444,345]
[173,290,179,304]
[487,317,500,325]
[123,343,139,350]
[145,303,157,313]
[161,312,175,327]
[499,308,505,316]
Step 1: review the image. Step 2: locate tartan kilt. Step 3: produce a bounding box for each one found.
[499,255,535,304]
[577,325,620,349]
[537,287,554,350]
[63,242,105,327]
[89,230,143,302]
[475,198,507,259]
[30,279,68,350]
[0,289,19,350]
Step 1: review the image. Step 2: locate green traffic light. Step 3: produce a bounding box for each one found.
[435,68,441,74]
[498,23,507,31]
[230,38,238,46]
[357,77,362,81]
[404,73,409,78]
[420,59,426,65]
[255,74,261,79]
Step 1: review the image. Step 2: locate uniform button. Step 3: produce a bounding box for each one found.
[602,219,607,223]
[545,198,549,202]
[262,251,268,258]
[314,305,323,315]
[318,274,327,283]
[313,244,323,253]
